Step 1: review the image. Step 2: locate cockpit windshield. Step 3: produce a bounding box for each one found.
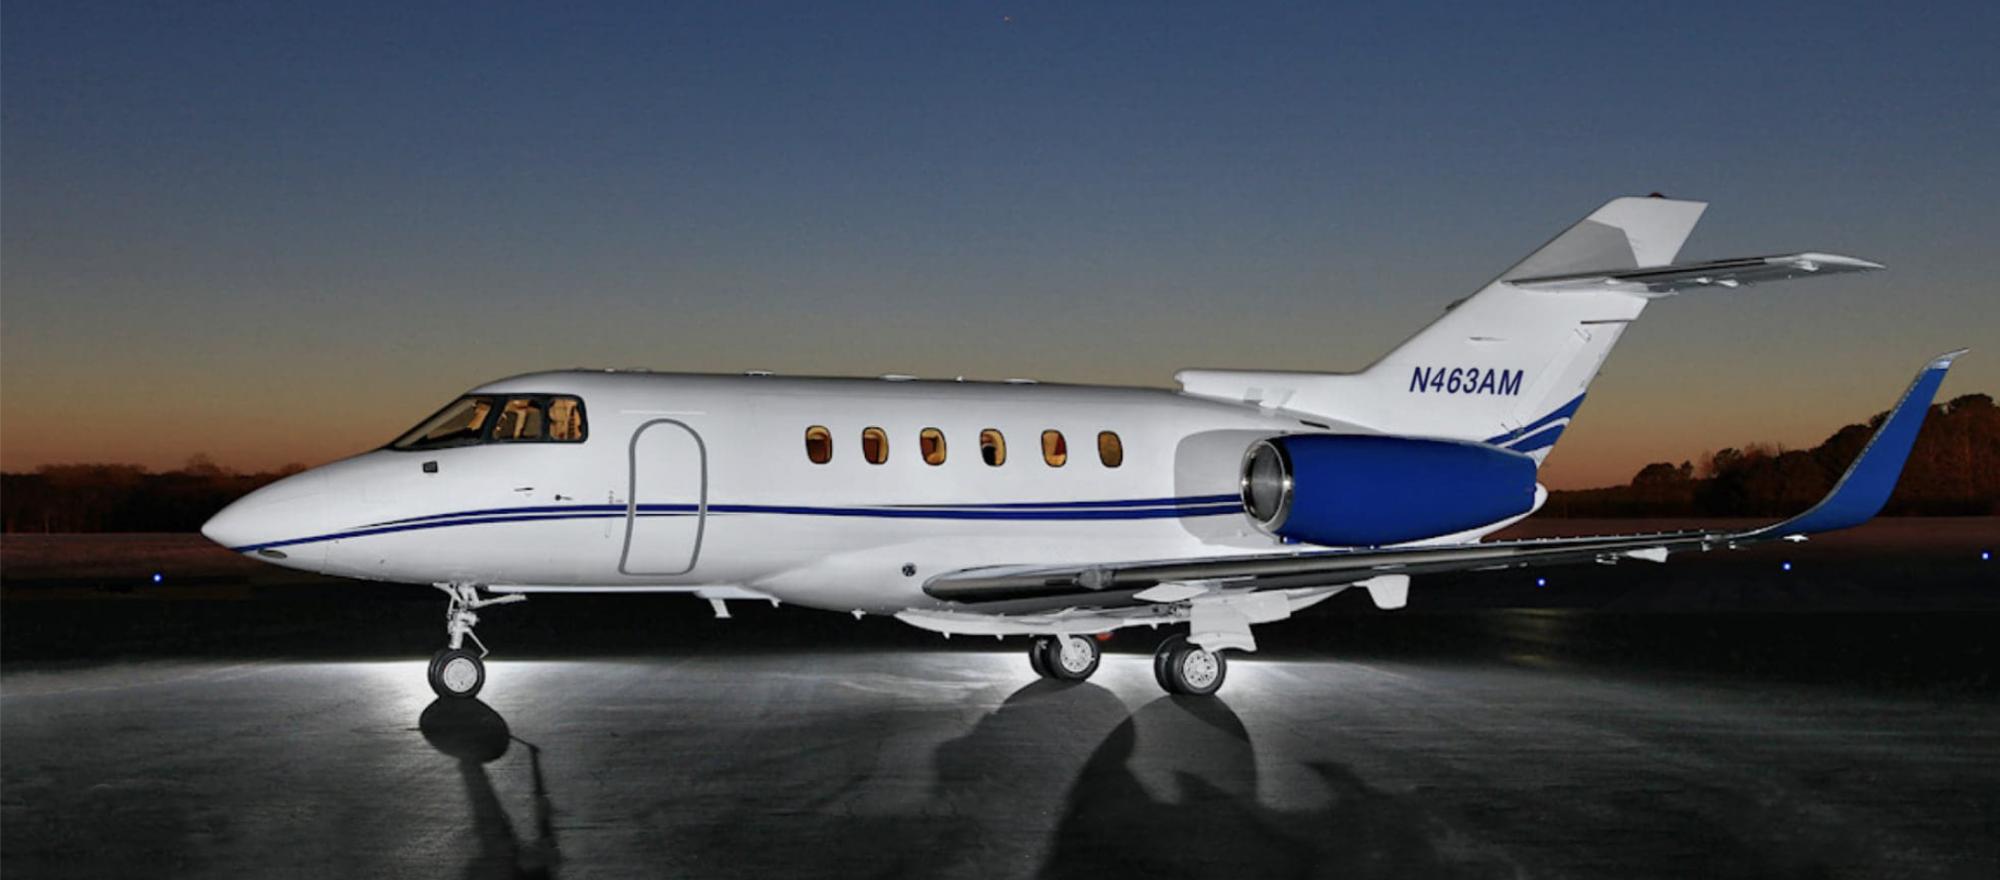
[390,395,587,450]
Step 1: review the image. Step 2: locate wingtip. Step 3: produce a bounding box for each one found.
[1747,346,1958,539]
[1931,348,1970,369]
[1796,252,1886,271]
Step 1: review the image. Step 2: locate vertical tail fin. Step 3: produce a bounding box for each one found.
[1180,196,1880,463]
[1349,196,1709,456]
[1180,196,1711,462]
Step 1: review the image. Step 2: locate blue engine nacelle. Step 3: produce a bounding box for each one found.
[1239,434,1538,547]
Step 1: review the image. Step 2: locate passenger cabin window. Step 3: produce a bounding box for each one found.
[920,428,947,465]
[805,426,833,464]
[980,429,1006,466]
[861,427,889,464]
[1098,431,1123,468]
[1041,430,1068,467]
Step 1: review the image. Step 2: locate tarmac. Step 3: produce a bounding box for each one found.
[5,614,1998,879]
[4,520,1997,878]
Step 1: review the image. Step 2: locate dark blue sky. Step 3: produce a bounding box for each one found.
[5,1,1996,484]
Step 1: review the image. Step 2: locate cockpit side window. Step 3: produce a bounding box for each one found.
[547,397,585,441]
[492,398,547,441]
[490,395,587,443]
[392,396,496,450]
[390,394,587,450]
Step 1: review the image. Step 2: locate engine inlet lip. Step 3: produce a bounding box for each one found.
[1239,438,1295,535]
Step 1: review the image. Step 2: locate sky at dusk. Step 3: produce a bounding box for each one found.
[4,1,1996,488]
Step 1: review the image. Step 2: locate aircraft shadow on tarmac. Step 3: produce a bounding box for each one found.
[991,684,1505,879]
[649,676,1509,878]
[410,680,1503,879]
[419,699,563,880]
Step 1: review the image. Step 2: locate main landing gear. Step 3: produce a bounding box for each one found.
[1028,634,1102,681]
[1024,631,1230,696]
[1152,634,1227,696]
[428,583,525,699]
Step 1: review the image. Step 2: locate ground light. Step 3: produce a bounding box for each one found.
[151,572,163,584]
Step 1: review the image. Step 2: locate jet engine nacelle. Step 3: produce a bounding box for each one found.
[1239,434,1538,547]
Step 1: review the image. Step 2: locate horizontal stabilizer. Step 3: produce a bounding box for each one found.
[1508,252,1882,295]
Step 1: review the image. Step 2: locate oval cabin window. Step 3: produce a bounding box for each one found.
[804,426,833,464]
[1041,430,1068,467]
[919,428,947,466]
[980,429,1006,466]
[861,427,889,464]
[1097,431,1123,468]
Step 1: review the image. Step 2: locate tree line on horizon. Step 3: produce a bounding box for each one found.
[1,455,307,533]
[2,395,1994,533]
[1542,393,1999,517]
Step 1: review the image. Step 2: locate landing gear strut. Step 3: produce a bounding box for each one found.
[1153,634,1227,696]
[428,583,524,699]
[1028,634,1101,681]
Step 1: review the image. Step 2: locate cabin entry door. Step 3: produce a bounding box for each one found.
[620,419,707,576]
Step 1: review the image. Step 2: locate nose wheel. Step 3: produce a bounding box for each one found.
[429,648,486,698]
[429,583,523,699]
[1153,634,1227,696]
[1028,634,1101,681]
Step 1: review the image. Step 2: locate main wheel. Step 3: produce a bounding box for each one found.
[1028,637,1053,678]
[1038,634,1101,681]
[1153,634,1227,696]
[429,647,486,699]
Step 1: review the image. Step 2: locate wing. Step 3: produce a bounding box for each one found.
[907,349,1963,625]
[1507,252,1882,295]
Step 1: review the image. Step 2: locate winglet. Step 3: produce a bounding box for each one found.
[1748,349,1967,538]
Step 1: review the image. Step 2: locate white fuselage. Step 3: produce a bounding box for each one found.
[204,370,1530,613]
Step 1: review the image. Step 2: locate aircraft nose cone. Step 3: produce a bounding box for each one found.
[201,498,270,552]
[200,500,252,550]
[200,469,328,555]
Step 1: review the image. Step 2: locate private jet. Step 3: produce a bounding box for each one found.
[200,196,1964,699]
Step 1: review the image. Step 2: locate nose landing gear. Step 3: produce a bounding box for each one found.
[428,583,525,699]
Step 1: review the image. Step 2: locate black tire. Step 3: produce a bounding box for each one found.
[1153,634,1185,692]
[1043,634,1101,681]
[428,647,486,699]
[1153,634,1227,696]
[1028,637,1054,678]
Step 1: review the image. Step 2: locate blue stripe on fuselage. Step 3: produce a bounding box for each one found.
[363,493,1243,529]
[229,497,1248,554]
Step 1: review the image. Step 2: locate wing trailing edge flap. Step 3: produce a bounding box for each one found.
[913,349,1963,616]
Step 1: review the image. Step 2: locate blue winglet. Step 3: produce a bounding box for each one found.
[1751,349,1968,538]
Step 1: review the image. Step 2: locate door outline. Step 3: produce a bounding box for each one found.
[619,418,707,576]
